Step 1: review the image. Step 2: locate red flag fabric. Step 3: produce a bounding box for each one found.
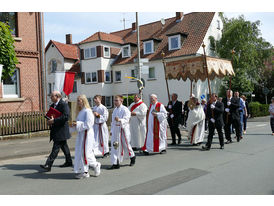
[63,72,75,96]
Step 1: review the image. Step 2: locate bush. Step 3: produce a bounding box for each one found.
[249,101,270,117]
[122,95,134,107]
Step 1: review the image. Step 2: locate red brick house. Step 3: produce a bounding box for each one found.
[0,12,45,114]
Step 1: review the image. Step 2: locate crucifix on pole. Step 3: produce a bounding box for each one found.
[161,50,171,102]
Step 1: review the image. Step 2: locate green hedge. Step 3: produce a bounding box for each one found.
[249,102,269,117]
[122,95,134,107]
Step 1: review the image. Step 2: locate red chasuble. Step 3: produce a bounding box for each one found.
[130,101,143,112]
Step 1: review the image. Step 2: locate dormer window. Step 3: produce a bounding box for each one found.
[84,47,96,59]
[144,40,154,55]
[168,34,181,50]
[122,45,131,58]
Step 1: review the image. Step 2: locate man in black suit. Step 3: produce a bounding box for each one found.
[202,93,224,150]
[167,93,182,145]
[222,90,241,143]
[40,91,73,172]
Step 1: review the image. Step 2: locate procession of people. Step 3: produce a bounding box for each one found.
[40,89,257,179]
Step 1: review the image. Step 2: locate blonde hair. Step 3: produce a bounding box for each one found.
[76,94,91,115]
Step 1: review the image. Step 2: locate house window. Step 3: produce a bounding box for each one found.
[217,20,221,30]
[144,40,154,54]
[50,59,57,73]
[48,83,52,94]
[0,12,17,36]
[148,67,156,79]
[84,47,96,59]
[131,68,137,79]
[105,96,112,108]
[104,46,110,58]
[86,72,97,83]
[122,45,130,58]
[105,71,111,83]
[168,35,181,50]
[3,68,20,98]
[73,81,77,93]
[115,71,121,82]
[87,97,93,108]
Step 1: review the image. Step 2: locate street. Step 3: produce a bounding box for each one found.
[0,117,274,195]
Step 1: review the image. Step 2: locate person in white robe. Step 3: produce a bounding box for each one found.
[93,95,110,157]
[128,94,148,150]
[186,97,206,145]
[141,94,168,155]
[70,95,101,179]
[109,95,135,169]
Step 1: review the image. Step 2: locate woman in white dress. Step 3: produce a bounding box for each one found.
[71,94,101,179]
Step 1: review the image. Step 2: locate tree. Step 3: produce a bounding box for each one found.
[209,14,273,101]
[0,21,18,80]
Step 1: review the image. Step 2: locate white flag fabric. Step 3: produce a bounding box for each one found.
[0,64,3,80]
[54,72,66,93]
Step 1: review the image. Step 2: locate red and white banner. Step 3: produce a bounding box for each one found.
[54,71,75,96]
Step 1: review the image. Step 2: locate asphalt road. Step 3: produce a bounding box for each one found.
[0,116,273,195]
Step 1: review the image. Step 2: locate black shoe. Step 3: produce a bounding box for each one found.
[202,146,210,151]
[143,151,149,156]
[160,150,167,154]
[108,164,120,170]
[178,138,182,145]
[130,156,136,166]
[220,145,224,149]
[103,152,110,157]
[170,142,176,145]
[59,162,73,168]
[40,164,51,172]
[132,147,138,151]
[225,140,232,144]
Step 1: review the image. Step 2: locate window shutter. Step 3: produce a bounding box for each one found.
[81,72,85,84]
[112,96,115,108]
[80,49,84,60]
[102,96,106,105]
[97,70,104,83]
[96,46,103,57]
[111,71,113,83]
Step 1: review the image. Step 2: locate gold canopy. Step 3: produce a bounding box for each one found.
[165,56,235,82]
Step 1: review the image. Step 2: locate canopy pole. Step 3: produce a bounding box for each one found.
[190,80,193,97]
[202,43,211,96]
[161,50,171,102]
[229,49,235,90]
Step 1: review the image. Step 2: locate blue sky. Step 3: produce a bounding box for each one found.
[44,12,274,47]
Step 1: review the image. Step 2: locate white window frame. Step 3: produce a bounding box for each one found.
[3,68,20,98]
[84,47,97,59]
[144,40,154,55]
[115,71,122,82]
[86,72,92,83]
[217,20,221,30]
[122,45,131,58]
[105,96,113,108]
[131,67,137,80]
[105,71,111,83]
[168,34,181,50]
[148,67,156,79]
[50,59,57,73]
[91,72,98,83]
[103,46,110,58]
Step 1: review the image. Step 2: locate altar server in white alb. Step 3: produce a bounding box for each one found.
[186,96,206,146]
[142,94,168,155]
[109,95,135,169]
[71,95,101,179]
[128,94,148,151]
[93,95,110,157]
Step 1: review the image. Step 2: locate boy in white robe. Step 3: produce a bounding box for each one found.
[109,95,135,169]
[93,95,110,157]
[187,97,205,145]
[141,94,168,155]
[128,94,148,150]
[71,95,101,179]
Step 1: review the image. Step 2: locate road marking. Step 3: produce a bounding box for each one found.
[256,124,267,127]
[107,168,209,195]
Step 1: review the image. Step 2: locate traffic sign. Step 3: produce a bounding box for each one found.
[263,87,270,95]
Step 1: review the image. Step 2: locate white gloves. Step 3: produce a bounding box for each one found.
[225,108,230,113]
[168,105,172,109]
[210,118,215,123]
[210,104,215,109]
[227,101,231,106]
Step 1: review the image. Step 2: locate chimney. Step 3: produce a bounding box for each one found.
[132,22,136,31]
[176,12,184,21]
[66,34,72,44]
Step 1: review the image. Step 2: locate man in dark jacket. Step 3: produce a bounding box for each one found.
[222,90,241,143]
[40,91,73,172]
[167,93,182,145]
[202,93,224,150]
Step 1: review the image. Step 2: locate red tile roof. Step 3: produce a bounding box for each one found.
[79,32,124,45]
[111,12,215,65]
[45,40,79,60]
